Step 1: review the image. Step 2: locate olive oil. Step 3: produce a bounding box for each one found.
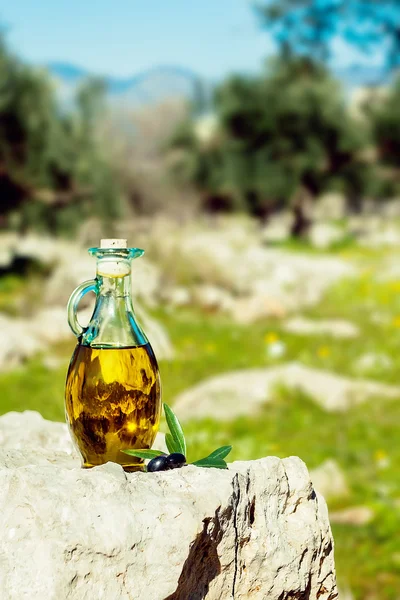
[65,343,161,471]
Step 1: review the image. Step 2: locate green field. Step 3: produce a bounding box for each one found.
[1,246,400,599]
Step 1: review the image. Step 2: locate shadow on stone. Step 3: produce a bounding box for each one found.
[165,507,230,600]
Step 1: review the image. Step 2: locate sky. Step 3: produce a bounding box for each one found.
[0,0,274,78]
[0,0,383,80]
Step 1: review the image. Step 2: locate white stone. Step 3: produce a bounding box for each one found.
[161,286,191,307]
[0,411,337,600]
[329,506,374,526]
[135,305,175,360]
[0,301,173,372]
[192,284,235,312]
[261,213,292,244]
[0,232,18,267]
[308,223,345,249]
[284,317,359,339]
[42,241,161,308]
[45,252,95,306]
[173,363,400,420]
[313,193,347,221]
[149,226,355,313]
[230,294,286,324]
[354,352,393,373]
[310,460,349,500]
[381,199,400,219]
[15,235,76,266]
[358,224,400,247]
[0,314,44,371]
[338,588,355,600]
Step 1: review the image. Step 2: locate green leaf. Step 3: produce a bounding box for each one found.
[123,449,166,460]
[192,457,228,469]
[164,403,186,455]
[165,432,180,454]
[207,446,232,461]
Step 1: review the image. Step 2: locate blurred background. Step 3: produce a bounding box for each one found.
[0,0,400,597]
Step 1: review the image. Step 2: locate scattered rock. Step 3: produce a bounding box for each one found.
[310,460,349,500]
[0,313,44,371]
[45,249,161,309]
[381,198,400,219]
[308,223,346,249]
[173,363,400,420]
[135,305,175,361]
[0,232,18,268]
[150,226,356,313]
[42,355,64,370]
[0,301,174,372]
[354,352,393,373]
[261,213,293,244]
[192,284,234,313]
[330,506,374,526]
[358,224,400,247]
[15,234,75,266]
[0,411,337,600]
[313,192,347,221]
[30,307,92,345]
[230,294,286,324]
[161,286,191,307]
[283,317,359,339]
[338,587,355,600]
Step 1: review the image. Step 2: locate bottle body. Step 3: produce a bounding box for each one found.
[65,342,161,470]
[64,241,162,470]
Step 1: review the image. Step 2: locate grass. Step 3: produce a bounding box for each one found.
[1,245,400,599]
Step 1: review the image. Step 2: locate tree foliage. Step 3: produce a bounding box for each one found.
[367,77,400,196]
[169,57,373,218]
[256,0,400,70]
[0,37,121,233]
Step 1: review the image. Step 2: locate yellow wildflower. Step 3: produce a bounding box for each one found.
[390,281,400,292]
[265,332,278,344]
[374,449,387,462]
[317,346,330,358]
[374,449,389,469]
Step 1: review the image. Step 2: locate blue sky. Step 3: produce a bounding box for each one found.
[0,0,382,79]
[1,0,274,78]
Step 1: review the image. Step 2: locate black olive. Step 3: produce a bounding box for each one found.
[166,453,187,469]
[147,455,170,472]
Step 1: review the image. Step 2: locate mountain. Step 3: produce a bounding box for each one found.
[48,62,207,108]
[48,61,390,110]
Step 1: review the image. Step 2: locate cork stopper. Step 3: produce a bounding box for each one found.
[100,239,127,249]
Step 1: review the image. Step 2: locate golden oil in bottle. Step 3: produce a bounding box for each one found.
[65,343,161,471]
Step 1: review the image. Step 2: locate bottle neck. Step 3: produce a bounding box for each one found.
[80,263,147,348]
[96,272,132,299]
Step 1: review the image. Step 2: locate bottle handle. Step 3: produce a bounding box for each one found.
[67,279,97,338]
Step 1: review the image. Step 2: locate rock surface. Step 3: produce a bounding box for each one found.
[173,363,400,419]
[0,411,337,600]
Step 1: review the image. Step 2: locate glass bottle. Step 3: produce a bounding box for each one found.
[65,239,161,471]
